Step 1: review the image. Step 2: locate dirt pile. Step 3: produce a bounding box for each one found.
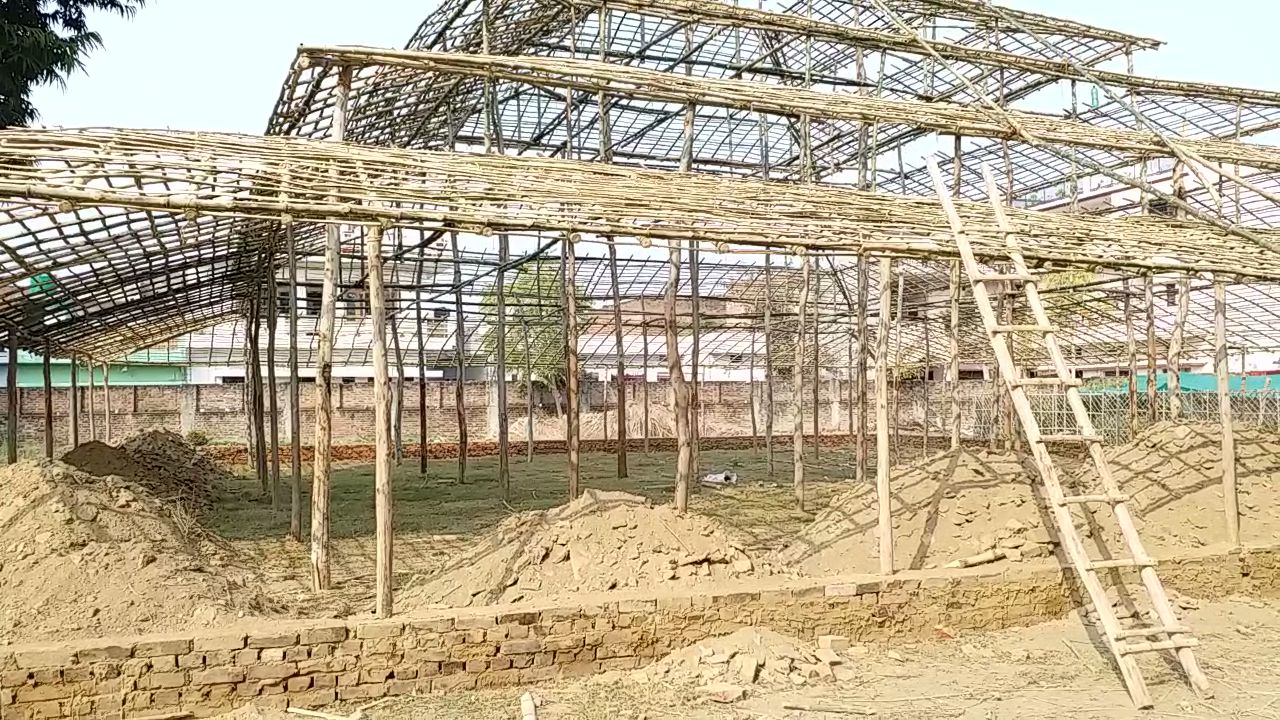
[776,449,1081,575]
[636,628,856,699]
[0,460,279,644]
[400,489,768,608]
[1076,421,1280,554]
[62,429,231,512]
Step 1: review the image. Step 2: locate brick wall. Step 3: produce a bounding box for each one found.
[1,545,1275,719]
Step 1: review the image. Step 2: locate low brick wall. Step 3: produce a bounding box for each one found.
[2,545,1275,719]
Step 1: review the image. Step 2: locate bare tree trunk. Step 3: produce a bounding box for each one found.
[667,239,692,512]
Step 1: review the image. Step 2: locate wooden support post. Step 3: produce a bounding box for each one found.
[845,273,856,446]
[876,256,893,574]
[311,64,350,592]
[496,233,510,495]
[793,254,810,510]
[266,262,281,509]
[102,362,111,445]
[751,332,759,450]
[641,328,650,454]
[1144,274,1157,422]
[891,272,904,461]
[608,238,628,478]
[7,328,17,463]
[1125,278,1137,439]
[1214,280,1239,547]
[666,238,692,512]
[1168,276,1188,420]
[68,352,79,448]
[450,232,468,484]
[763,252,775,477]
[391,306,405,467]
[812,263,821,458]
[564,233,581,500]
[950,140,962,451]
[922,292,932,456]
[415,250,428,476]
[690,241,701,477]
[366,223,395,618]
[87,354,96,443]
[286,221,303,541]
[855,255,868,486]
[42,340,52,459]
[249,301,269,494]
[523,319,534,463]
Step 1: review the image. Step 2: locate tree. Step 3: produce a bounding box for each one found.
[481,258,586,414]
[1,1,145,128]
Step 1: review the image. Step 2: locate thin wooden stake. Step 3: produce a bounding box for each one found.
[366,224,394,618]
[42,340,52,459]
[496,233,510,495]
[607,242,628,477]
[415,246,428,476]
[876,257,893,574]
[812,262,821,459]
[1214,280,1239,547]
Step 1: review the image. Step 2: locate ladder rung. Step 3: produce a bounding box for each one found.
[1059,493,1129,505]
[1037,434,1104,443]
[1088,558,1157,570]
[1116,637,1200,655]
[1010,377,1083,387]
[976,273,1036,283]
[991,324,1054,334]
[1115,625,1192,639]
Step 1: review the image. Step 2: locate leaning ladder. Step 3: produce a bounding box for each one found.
[926,161,1211,709]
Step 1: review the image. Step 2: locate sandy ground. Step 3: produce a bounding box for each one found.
[333,596,1280,720]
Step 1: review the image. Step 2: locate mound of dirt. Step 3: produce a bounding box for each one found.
[1078,421,1280,554]
[400,489,769,608]
[61,430,231,511]
[0,460,280,644]
[776,449,1078,575]
[637,627,855,691]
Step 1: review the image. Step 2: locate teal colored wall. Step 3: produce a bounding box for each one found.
[0,361,187,387]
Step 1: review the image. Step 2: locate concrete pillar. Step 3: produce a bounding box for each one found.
[179,384,198,434]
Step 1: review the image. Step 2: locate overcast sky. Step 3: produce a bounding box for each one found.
[27,1,1277,134]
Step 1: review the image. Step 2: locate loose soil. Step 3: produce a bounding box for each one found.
[62,429,234,511]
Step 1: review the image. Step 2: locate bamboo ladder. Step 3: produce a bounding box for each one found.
[926,160,1211,709]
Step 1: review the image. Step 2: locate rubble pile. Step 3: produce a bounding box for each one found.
[62,429,232,512]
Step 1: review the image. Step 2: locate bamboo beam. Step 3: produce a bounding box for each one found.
[497,231,511,494]
[1214,280,1239,547]
[311,64,350,593]
[564,233,581,500]
[876,256,893,575]
[42,340,52,459]
[607,241,628,478]
[287,221,303,542]
[1168,276,1188,420]
[6,328,17,463]
[451,232,468,484]
[366,223,394,618]
[793,253,810,511]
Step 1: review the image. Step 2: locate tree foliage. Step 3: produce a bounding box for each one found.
[1,1,144,128]
[482,258,586,389]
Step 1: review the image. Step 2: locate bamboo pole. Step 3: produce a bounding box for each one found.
[483,0,510,495]
[812,263,821,458]
[6,328,17,463]
[266,261,281,509]
[249,300,269,494]
[42,340,52,459]
[287,221,303,542]
[750,332,759,450]
[68,352,79,448]
[922,294,931,456]
[607,243,628,477]
[1214,280,1239,547]
[950,139,962,451]
[793,253,811,510]
[690,241,701,476]
[1124,278,1137,438]
[1168,276,1188,420]
[311,64,350,592]
[87,352,96,443]
[764,251,775,476]
[891,271,904,461]
[102,362,111,445]
[1144,273,1157,421]
[391,302,405,467]
[564,233,581,500]
[876,256,893,574]
[523,319,534,462]
[855,254,868,486]
[667,238,692,511]
[451,232,468,484]
[366,223,394,618]
[415,248,429,476]
[641,327,650,454]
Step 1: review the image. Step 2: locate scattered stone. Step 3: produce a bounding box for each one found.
[701,683,747,703]
[818,635,850,652]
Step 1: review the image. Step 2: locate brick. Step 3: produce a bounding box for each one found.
[248,632,299,649]
[260,681,287,696]
[337,683,387,700]
[618,599,657,613]
[386,679,415,695]
[408,618,454,633]
[598,657,640,671]
[234,649,260,665]
[150,656,178,672]
[14,648,75,669]
[449,644,497,661]
[298,624,348,645]
[152,688,181,706]
[0,688,11,707]
[476,669,521,688]
[191,668,245,686]
[247,663,298,681]
[356,621,404,639]
[178,652,206,669]
[62,666,90,683]
[141,672,187,689]
[496,611,539,626]
[416,663,441,678]
[431,674,476,692]
[337,640,363,656]
[361,668,392,684]
[290,688,337,708]
[30,700,62,718]
[260,648,287,663]
[286,676,313,692]
[499,639,543,655]
[1,670,31,687]
[559,661,597,678]
[76,644,131,663]
[120,659,151,677]
[453,615,496,630]
[134,639,192,658]
[16,684,70,702]
[489,657,512,672]
[194,634,246,652]
[363,638,399,656]
[392,666,418,680]
[601,629,639,645]
[283,646,309,662]
[520,666,558,684]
